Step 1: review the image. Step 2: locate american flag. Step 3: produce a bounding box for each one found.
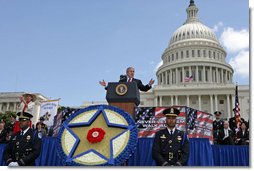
[184,75,193,82]
[136,106,213,144]
[52,107,80,137]
[136,106,186,138]
[187,108,213,143]
[234,83,241,124]
[52,111,63,137]
[186,107,197,130]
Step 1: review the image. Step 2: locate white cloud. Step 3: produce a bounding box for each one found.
[229,50,249,78]
[154,60,163,72]
[212,22,223,32]
[220,27,249,53]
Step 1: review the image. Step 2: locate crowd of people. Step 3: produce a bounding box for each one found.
[213,109,249,145]
[0,93,50,144]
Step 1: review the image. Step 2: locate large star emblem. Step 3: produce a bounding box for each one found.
[61,106,134,165]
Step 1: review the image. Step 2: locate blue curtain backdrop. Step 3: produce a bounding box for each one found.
[0,138,249,166]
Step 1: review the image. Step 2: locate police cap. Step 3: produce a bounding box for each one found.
[163,107,180,117]
[17,112,33,121]
[214,111,222,116]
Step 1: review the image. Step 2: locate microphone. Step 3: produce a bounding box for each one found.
[120,75,127,81]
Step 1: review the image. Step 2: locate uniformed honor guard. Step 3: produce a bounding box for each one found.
[213,111,224,144]
[152,107,189,166]
[4,112,42,166]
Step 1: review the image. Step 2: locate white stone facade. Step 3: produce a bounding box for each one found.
[140,1,249,121]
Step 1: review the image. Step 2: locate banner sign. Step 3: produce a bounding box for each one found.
[39,99,59,127]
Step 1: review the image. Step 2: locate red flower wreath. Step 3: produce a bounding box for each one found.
[87,128,106,144]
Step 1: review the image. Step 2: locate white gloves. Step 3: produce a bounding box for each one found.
[8,162,19,166]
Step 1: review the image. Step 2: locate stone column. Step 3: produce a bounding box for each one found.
[182,67,185,83]
[198,95,202,111]
[220,69,223,84]
[189,66,192,77]
[171,96,174,106]
[210,95,214,114]
[196,66,199,82]
[210,66,212,83]
[175,95,178,105]
[159,96,163,107]
[0,103,2,112]
[176,68,179,84]
[6,103,10,111]
[154,96,158,107]
[216,68,219,83]
[231,95,235,117]
[203,66,206,82]
[227,94,231,119]
[215,95,218,111]
[165,71,168,85]
[13,103,17,112]
[187,95,190,107]
[171,69,174,84]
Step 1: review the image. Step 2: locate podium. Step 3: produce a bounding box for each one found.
[106,82,140,118]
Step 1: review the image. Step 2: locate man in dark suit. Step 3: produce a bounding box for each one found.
[217,120,235,145]
[152,107,189,166]
[4,112,42,166]
[99,67,155,92]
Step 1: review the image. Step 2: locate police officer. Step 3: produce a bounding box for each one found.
[4,112,42,166]
[152,107,189,166]
[213,111,224,144]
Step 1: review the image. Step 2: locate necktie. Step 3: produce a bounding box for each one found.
[21,131,24,136]
[128,78,131,82]
[170,130,173,135]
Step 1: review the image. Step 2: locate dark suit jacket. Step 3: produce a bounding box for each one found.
[236,130,249,145]
[0,129,7,143]
[119,77,151,92]
[152,128,189,166]
[229,117,245,134]
[217,129,235,145]
[4,128,42,166]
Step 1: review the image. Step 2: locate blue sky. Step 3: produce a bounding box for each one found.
[0,0,249,106]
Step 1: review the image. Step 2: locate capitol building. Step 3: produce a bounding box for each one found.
[140,0,249,121]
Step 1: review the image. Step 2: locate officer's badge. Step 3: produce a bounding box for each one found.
[177,136,182,141]
[26,135,31,140]
[38,132,42,139]
[168,140,172,144]
[16,142,19,145]
[160,134,166,139]
[169,152,173,159]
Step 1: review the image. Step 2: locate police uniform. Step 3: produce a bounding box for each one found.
[213,111,224,144]
[152,108,189,166]
[4,112,42,166]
